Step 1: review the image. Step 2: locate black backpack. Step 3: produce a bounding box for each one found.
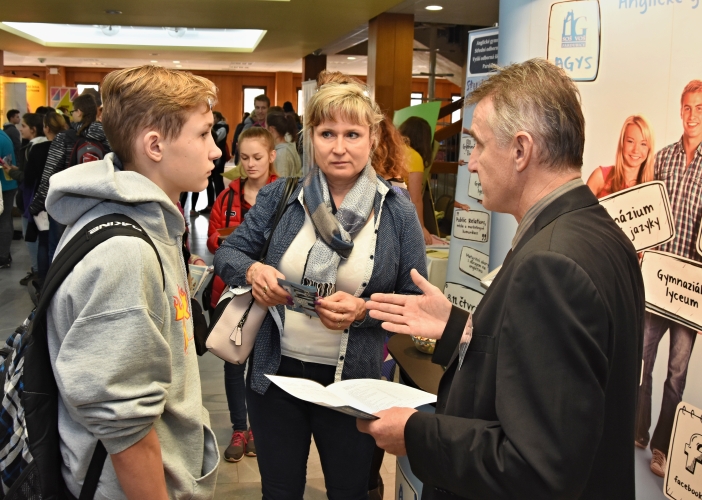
[65,128,107,168]
[0,214,163,500]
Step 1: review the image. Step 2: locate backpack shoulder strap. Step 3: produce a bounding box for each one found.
[40,214,165,313]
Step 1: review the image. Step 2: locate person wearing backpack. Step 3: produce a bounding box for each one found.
[41,65,221,499]
[29,93,111,262]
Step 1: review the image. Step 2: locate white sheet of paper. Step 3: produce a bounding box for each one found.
[265,375,349,408]
[327,379,437,414]
[265,375,437,415]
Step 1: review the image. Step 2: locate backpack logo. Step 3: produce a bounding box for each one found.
[173,285,192,353]
[69,137,106,167]
[87,221,143,236]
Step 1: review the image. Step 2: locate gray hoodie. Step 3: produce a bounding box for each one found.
[45,153,219,500]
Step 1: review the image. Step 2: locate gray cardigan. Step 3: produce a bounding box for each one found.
[214,177,428,394]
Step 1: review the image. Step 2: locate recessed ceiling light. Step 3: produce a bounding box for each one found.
[175,65,182,68]
[150,60,158,63]
[425,5,443,10]
[0,23,266,51]
[172,60,180,64]
[347,56,356,60]
[105,9,122,15]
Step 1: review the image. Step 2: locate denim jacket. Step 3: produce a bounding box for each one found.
[214,177,428,394]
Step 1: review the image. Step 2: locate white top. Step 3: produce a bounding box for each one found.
[279,208,375,365]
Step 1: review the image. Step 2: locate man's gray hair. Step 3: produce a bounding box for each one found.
[467,58,585,171]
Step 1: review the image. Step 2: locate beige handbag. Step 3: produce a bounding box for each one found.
[206,287,267,364]
[205,177,298,364]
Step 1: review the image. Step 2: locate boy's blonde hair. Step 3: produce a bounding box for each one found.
[101,65,218,163]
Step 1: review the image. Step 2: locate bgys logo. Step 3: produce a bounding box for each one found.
[686,434,702,473]
[561,10,587,48]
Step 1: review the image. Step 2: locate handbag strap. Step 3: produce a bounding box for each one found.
[225,187,235,228]
[260,177,297,263]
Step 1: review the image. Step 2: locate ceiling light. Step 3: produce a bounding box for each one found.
[173,60,180,63]
[347,56,356,60]
[105,9,122,15]
[175,65,182,68]
[425,5,443,10]
[150,60,158,63]
[0,23,266,51]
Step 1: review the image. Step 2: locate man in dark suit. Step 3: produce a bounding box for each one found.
[359,59,644,499]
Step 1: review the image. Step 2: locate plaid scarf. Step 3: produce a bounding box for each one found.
[301,161,377,296]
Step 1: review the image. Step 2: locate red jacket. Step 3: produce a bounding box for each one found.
[208,175,278,308]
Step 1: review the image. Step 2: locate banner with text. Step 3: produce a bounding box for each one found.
[599,181,675,252]
[444,26,498,313]
[641,251,702,331]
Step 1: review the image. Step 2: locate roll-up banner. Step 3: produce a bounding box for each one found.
[497,0,702,494]
[443,26,498,313]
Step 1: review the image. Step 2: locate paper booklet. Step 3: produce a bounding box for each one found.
[265,375,437,420]
[188,264,213,296]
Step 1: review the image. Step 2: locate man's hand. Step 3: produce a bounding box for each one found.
[357,407,418,456]
[366,269,451,339]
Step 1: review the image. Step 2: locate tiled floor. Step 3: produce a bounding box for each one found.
[0,204,396,499]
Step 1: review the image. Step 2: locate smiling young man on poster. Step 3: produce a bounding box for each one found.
[361,59,645,499]
[635,80,702,477]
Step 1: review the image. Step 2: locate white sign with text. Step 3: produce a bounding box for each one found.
[444,282,485,315]
[468,172,484,201]
[459,246,490,280]
[599,181,675,252]
[641,251,702,331]
[664,403,702,500]
[453,209,490,243]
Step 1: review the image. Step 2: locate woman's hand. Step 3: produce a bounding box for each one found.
[247,262,291,307]
[422,227,433,245]
[315,291,366,330]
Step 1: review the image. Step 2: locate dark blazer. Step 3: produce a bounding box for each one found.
[405,185,644,500]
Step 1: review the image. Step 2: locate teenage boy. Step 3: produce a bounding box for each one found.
[44,65,221,499]
[242,94,270,130]
[635,80,702,477]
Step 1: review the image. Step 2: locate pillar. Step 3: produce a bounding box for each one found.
[302,54,327,83]
[0,51,3,76]
[274,71,294,106]
[367,13,414,117]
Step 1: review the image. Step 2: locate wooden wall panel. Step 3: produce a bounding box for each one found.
[3,66,47,80]
[7,64,459,131]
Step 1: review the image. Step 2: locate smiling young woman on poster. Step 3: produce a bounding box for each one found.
[586,115,655,198]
